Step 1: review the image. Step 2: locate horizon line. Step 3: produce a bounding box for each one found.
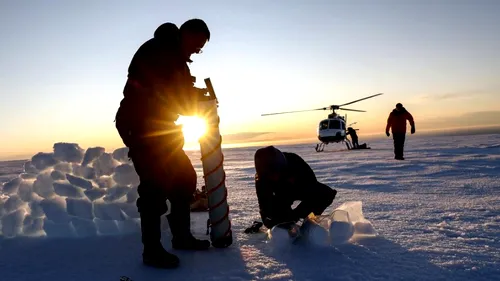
[1,124,499,162]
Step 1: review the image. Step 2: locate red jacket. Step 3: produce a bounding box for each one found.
[386,107,415,133]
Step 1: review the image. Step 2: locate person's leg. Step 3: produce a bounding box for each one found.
[164,148,210,250]
[393,133,405,159]
[400,133,406,159]
[392,134,397,158]
[130,146,180,269]
[353,137,359,148]
[291,182,337,220]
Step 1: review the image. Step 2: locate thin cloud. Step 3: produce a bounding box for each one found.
[418,88,494,102]
[417,110,500,129]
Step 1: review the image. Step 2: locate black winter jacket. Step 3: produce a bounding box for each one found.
[115,23,200,143]
[255,152,318,228]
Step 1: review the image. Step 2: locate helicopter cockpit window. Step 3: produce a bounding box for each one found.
[341,122,346,130]
[328,120,341,129]
[319,120,329,130]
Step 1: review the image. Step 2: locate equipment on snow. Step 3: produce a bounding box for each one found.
[269,213,325,244]
[347,143,371,150]
[266,202,374,246]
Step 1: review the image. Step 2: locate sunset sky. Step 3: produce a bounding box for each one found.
[1,0,500,159]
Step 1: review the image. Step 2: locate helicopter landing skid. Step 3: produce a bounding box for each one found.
[315,143,326,152]
[315,139,352,152]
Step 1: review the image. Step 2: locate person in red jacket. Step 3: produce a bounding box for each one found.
[385,103,415,160]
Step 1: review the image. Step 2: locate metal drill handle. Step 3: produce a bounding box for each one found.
[204,78,218,101]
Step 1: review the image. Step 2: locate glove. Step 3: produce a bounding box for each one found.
[411,126,415,134]
[386,131,390,137]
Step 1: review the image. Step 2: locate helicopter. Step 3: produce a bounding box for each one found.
[261,93,383,152]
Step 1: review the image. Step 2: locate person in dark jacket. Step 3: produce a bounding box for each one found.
[385,103,415,160]
[115,19,211,269]
[346,127,359,149]
[253,146,337,230]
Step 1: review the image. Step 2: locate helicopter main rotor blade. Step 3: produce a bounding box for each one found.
[338,108,366,112]
[338,93,383,107]
[261,107,327,116]
[261,92,382,116]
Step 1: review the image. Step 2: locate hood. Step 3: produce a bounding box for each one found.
[153,22,189,61]
[154,22,179,40]
[392,107,408,115]
[254,146,287,178]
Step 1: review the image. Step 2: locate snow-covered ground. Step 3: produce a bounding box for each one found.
[1,134,499,281]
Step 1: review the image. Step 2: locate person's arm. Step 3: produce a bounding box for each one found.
[385,113,393,136]
[406,112,415,134]
[255,173,297,228]
[159,57,206,116]
[286,154,321,220]
[135,45,206,117]
[255,173,278,229]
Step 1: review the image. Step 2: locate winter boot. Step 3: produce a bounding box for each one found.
[167,200,210,250]
[172,234,211,250]
[140,212,180,268]
[143,243,180,269]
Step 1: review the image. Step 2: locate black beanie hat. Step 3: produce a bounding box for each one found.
[254,146,287,178]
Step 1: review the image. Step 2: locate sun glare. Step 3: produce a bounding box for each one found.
[177,116,208,142]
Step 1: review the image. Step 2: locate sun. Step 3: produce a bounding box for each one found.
[176,116,208,142]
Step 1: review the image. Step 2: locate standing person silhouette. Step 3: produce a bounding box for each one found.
[115,19,212,269]
[385,103,415,160]
[346,127,359,149]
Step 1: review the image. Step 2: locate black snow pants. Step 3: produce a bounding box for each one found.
[351,137,359,149]
[392,132,406,159]
[117,118,197,249]
[271,181,337,228]
[292,182,336,220]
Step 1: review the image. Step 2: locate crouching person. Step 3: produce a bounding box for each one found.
[253,146,337,230]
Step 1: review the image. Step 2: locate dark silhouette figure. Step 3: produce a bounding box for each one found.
[114,19,211,269]
[346,127,359,148]
[385,103,415,160]
[253,146,337,229]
